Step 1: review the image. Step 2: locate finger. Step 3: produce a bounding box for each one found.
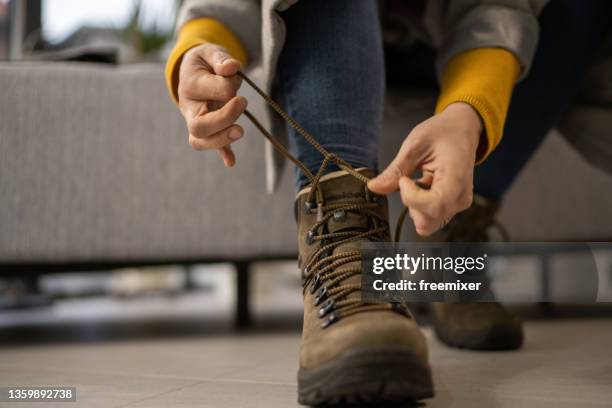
[178,99,205,124]
[189,124,244,151]
[217,146,236,167]
[185,72,242,103]
[200,46,242,77]
[368,143,422,194]
[399,176,436,213]
[399,176,449,236]
[181,99,229,121]
[408,207,436,237]
[404,188,441,237]
[188,96,247,138]
[399,175,463,235]
[416,171,433,189]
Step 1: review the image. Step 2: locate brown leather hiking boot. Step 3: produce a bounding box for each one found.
[296,169,433,405]
[234,72,432,403]
[424,195,523,350]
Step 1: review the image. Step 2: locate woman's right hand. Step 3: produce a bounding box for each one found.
[178,43,247,167]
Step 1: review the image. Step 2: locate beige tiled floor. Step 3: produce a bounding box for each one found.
[1,318,611,408]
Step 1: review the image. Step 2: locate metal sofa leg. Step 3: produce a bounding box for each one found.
[539,253,555,315]
[234,261,252,328]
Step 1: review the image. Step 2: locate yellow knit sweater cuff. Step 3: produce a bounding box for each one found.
[435,48,520,163]
[165,18,248,103]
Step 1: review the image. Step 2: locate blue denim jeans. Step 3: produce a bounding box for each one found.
[473,0,612,199]
[277,0,611,195]
[275,0,384,190]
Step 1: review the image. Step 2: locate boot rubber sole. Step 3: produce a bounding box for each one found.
[297,346,434,406]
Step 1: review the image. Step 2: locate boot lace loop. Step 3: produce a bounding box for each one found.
[239,72,412,327]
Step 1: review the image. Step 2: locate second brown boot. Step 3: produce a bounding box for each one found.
[424,195,524,350]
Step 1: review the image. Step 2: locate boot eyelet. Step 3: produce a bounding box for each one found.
[318,299,335,317]
[333,210,346,221]
[321,312,339,329]
[304,201,315,214]
[313,286,328,306]
[306,230,315,245]
[310,273,322,294]
[300,267,309,286]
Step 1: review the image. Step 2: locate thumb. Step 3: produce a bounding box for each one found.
[212,51,241,77]
[368,137,421,194]
[367,164,403,194]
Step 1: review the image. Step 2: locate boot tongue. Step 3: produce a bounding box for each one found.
[313,170,377,302]
[296,169,387,303]
[316,169,376,234]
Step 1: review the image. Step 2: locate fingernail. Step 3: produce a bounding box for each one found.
[216,55,227,65]
[229,128,243,140]
[238,96,248,109]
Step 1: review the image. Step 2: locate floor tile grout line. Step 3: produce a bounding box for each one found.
[214,377,296,386]
[0,362,297,387]
[114,379,206,408]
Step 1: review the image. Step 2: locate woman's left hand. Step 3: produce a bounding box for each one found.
[368,102,482,236]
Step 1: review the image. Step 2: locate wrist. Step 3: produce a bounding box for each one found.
[443,102,482,152]
[444,102,482,133]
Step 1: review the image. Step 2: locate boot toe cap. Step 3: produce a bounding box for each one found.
[300,311,429,369]
[434,303,524,350]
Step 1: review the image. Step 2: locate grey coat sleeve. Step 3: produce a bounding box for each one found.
[428,0,550,80]
[176,0,262,65]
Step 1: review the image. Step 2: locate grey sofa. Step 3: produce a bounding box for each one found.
[2,62,612,319]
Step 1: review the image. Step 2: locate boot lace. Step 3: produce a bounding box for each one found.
[239,72,412,328]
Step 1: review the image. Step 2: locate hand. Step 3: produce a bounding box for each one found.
[178,43,247,167]
[368,103,482,236]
